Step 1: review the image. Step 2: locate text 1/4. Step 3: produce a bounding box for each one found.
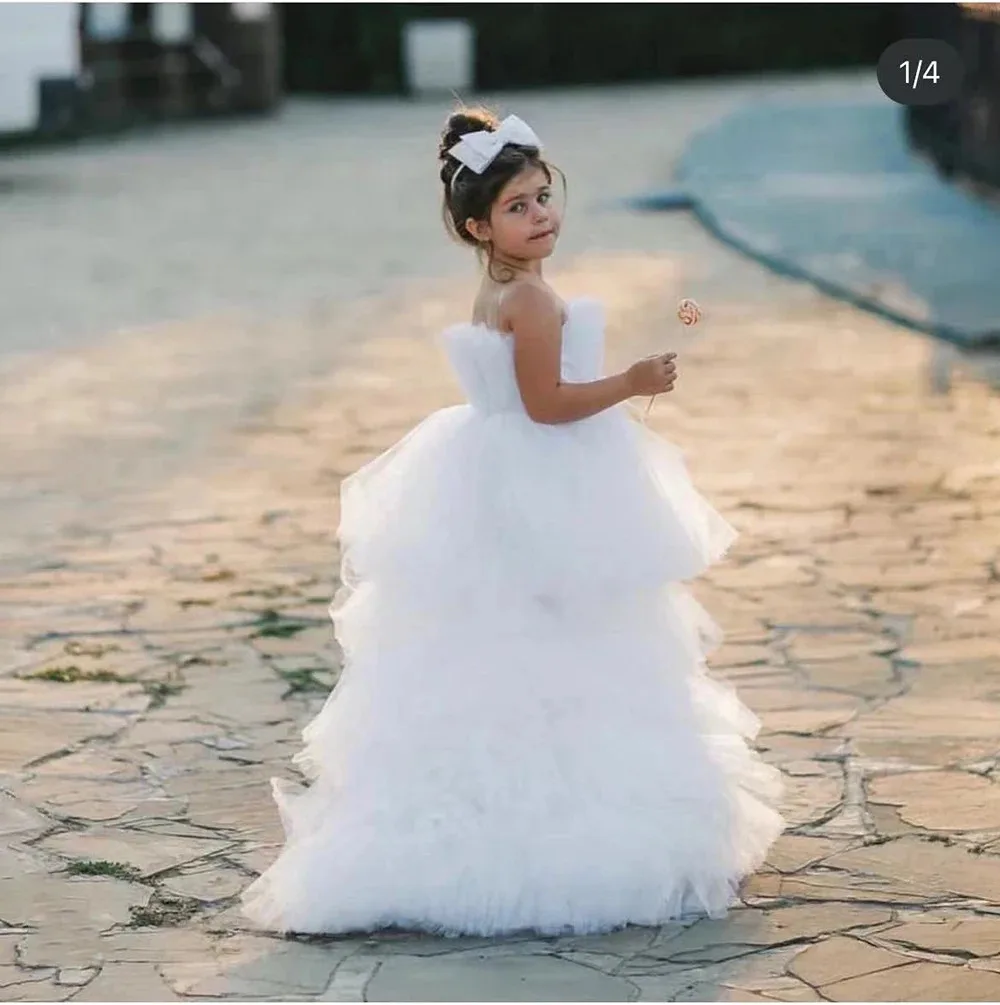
[900,59,940,89]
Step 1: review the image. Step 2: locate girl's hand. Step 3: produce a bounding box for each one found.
[626,353,677,397]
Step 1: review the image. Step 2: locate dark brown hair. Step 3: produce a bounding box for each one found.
[438,106,563,279]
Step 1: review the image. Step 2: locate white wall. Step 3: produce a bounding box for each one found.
[0,2,79,132]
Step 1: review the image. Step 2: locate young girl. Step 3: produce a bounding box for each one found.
[241,107,784,938]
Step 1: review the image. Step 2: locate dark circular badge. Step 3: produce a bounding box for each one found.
[877,38,963,106]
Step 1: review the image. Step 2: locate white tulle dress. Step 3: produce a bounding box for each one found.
[241,297,784,937]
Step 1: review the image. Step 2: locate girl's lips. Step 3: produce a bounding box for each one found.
[529,228,555,241]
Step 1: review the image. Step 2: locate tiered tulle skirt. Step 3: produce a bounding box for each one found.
[241,404,784,936]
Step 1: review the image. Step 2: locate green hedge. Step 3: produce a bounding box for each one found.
[281,3,903,94]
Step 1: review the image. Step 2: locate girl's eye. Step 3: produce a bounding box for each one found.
[539,191,551,205]
[510,202,526,213]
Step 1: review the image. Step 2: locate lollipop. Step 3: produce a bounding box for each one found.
[644,298,703,418]
[677,297,702,328]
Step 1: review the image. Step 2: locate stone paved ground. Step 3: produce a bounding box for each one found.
[2,74,1000,1002]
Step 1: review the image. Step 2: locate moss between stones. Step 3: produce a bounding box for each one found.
[129,894,201,928]
[142,678,186,710]
[277,667,332,699]
[66,859,145,883]
[29,665,133,684]
[26,663,187,710]
[251,609,309,639]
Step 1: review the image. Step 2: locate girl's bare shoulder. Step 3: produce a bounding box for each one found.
[497,280,564,334]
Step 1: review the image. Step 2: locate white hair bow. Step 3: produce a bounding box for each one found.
[448,114,542,176]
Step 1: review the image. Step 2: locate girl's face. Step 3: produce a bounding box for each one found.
[470,165,561,263]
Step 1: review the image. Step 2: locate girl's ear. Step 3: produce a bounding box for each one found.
[465,218,491,243]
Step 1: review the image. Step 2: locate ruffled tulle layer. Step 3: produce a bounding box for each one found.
[335,403,738,612]
[241,405,784,937]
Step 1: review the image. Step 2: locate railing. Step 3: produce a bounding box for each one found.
[905,2,1000,191]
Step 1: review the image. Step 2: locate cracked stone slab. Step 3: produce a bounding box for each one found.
[0,678,149,715]
[899,636,1000,665]
[868,801,924,839]
[0,792,50,843]
[823,960,1000,1001]
[349,933,557,960]
[224,843,281,878]
[788,935,911,988]
[555,949,627,974]
[760,706,858,735]
[0,875,150,938]
[869,770,1000,832]
[877,915,1000,958]
[0,964,56,990]
[824,836,1000,903]
[180,781,285,839]
[61,797,188,825]
[321,954,383,1002]
[906,657,1000,702]
[553,925,664,958]
[629,904,892,968]
[0,970,72,1002]
[786,633,895,662]
[92,929,215,964]
[0,843,50,883]
[160,934,356,998]
[161,863,247,903]
[0,936,22,967]
[717,552,819,586]
[798,655,898,699]
[847,695,1000,754]
[0,711,131,771]
[752,868,928,907]
[36,826,233,878]
[11,775,165,825]
[734,974,822,1001]
[70,962,181,1002]
[117,716,221,748]
[742,687,857,715]
[853,735,1000,772]
[366,952,633,1002]
[828,564,985,591]
[765,836,852,874]
[54,967,98,987]
[196,903,264,935]
[629,946,801,1001]
[27,750,144,783]
[708,642,771,668]
[778,774,844,829]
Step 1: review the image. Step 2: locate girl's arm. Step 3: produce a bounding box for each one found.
[502,284,673,425]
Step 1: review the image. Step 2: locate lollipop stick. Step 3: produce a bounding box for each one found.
[644,298,702,422]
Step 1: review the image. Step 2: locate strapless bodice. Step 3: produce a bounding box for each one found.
[440,297,605,415]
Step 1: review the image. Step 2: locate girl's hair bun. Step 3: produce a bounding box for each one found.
[438,107,500,163]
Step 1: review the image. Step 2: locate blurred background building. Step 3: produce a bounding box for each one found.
[905,2,1000,192]
[279,3,900,94]
[2,2,903,140]
[2,1,998,198]
[0,1,281,140]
